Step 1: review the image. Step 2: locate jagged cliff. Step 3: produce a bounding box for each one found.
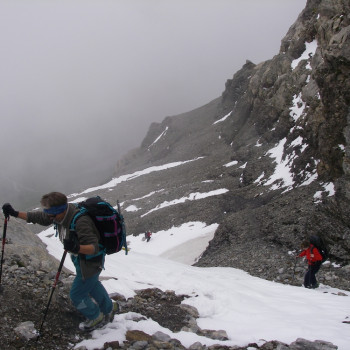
[109,0,350,288]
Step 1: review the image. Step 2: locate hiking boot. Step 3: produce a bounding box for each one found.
[79,312,105,332]
[105,301,119,323]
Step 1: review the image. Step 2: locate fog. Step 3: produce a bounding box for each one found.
[0,0,306,208]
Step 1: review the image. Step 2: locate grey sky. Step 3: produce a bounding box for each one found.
[0,0,306,205]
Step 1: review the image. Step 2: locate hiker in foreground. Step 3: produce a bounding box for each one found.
[298,238,323,289]
[2,192,118,331]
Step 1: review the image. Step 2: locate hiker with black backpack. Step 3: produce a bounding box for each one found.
[145,231,152,242]
[298,237,324,289]
[2,192,119,331]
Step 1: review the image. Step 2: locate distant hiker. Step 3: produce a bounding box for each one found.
[2,192,118,331]
[298,239,323,289]
[145,231,152,242]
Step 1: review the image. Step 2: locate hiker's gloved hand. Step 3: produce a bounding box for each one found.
[63,237,80,254]
[2,203,19,218]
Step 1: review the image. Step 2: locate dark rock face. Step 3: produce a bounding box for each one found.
[105,0,350,290]
[196,0,350,286]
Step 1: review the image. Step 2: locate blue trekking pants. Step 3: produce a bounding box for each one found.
[70,256,113,320]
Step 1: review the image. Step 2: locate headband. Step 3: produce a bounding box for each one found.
[43,204,68,215]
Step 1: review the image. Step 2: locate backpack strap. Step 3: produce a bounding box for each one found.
[69,205,86,232]
[69,208,106,264]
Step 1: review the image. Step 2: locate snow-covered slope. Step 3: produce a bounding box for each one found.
[37,220,350,350]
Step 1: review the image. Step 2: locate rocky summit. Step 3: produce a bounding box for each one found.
[109,0,350,289]
[1,0,350,349]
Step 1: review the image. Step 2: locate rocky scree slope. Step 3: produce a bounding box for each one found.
[104,0,350,289]
[2,219,340,350]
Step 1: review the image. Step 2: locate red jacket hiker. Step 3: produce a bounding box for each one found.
[298,244,323,265]
[145,231,152,242]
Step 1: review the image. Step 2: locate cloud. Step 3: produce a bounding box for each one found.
[0,0,306,206]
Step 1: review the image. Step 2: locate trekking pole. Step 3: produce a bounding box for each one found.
[37,250,68,338]
[308,264,312,288]
[117,200,128,255]
[0,216,9,293]
[291,255,298,284]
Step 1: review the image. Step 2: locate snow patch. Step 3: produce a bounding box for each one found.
[224,160,238,167]
[132,190,164,201]
[72,157,204,196]
[141,189,229,217]
[148,126,169,149]
[213,111,233,125]
[264,138,294,190]
[289,93,306,122]
[291,39,317,70]
[125,205,140,212]
[314,182,335,203]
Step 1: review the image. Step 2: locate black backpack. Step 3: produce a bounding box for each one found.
[309,235,329,263]
[70,196,128,255]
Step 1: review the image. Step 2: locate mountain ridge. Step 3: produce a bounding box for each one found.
[101,0,350,289]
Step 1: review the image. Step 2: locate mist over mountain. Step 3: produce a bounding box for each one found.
[0,0,306,209]
[64,0,350,288]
